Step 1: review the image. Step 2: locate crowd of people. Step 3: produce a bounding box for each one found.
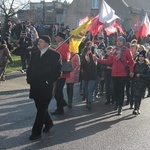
[0,19,150,140]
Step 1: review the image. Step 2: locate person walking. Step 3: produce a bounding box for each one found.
[95,36,134,115]
[18,31,32,73]
[26,35,62,140]
[103,46,114,105]
[81,47,97,110]
[132,51,150,115]
[51,32,71,115]
[0,40,13,81]
[66,52,80,108]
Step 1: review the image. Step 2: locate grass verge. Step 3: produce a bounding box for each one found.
[6,54,21,73]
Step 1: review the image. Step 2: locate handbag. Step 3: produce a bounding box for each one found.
[61,54,75,74]
[120,58,130,76]
[61,61,72,74]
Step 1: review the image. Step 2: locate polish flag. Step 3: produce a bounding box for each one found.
[113,20,125,35]
[88,15,103,36]
[104,20,124,36]
[99,0,120,23]
[136,13,150,39]
[88,0,120,36]
[79,16,89,26]
[105,24,117,36]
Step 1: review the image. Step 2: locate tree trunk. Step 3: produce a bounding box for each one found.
[2,16,9,38]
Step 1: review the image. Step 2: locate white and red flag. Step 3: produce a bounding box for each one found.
[136,13,150,39]
[105,23,117,36]
[105,20,124,36]
[79,16,89,26]
[99,0,120,23]
[83,0,120,36]
[88,15,103,36]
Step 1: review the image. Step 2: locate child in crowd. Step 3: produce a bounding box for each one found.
[132,51,150,115]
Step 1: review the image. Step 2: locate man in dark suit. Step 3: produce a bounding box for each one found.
[26,35,62,140]
[18,31,32,73]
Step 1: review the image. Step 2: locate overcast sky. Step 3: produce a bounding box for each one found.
[59,0,73,2]
[32,0,73,3]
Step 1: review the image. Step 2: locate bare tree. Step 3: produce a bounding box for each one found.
[0,0,30,37]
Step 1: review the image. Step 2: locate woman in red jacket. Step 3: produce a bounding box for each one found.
[95,36,134,115]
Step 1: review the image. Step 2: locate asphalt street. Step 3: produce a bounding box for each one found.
[0,71,150,150]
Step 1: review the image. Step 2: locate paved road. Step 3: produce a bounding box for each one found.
[0,71,150,150]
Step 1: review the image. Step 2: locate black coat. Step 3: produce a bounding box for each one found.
[132,62,150,97]
[18,37,32,53]
[81,53,97,81]
[26,48,62,99]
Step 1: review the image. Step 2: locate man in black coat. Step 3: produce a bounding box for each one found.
[18,31,32,73]
[26,35,62,140]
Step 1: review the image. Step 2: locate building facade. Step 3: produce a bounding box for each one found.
[17,0,69,25]
[64,0,150,31]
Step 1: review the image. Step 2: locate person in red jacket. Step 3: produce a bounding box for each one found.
[94,36,134,115]
[51,32,71,115]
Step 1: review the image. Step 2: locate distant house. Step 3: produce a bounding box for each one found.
[64,0,150,31]
[17,1,69,25]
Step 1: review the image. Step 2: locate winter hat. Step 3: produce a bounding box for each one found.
[117,36,126,45]
[55,32,66,39]
[39,35,51,44]
[138,50,147,58]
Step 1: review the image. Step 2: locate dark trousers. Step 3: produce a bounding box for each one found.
[146,79,150,96]
[32,99,53,135]
[0,64,6,80]
[66,83,74,106]
[134,96,142,110]
[125,77,131,102]
[105,76,114,103]
[100,79,105,93]
[21,52,30,70]
[54,78,66,111]
[113,77,127,108]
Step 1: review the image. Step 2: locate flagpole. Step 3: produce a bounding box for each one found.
[127,29,133,39]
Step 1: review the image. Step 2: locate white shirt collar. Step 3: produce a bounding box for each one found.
[40,46,49,56]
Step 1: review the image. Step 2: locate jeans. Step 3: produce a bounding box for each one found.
[93,78,100,96]
[84,80,96,103]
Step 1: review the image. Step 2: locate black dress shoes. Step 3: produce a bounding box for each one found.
[43,123,54,133]
[29,134,41,140]
[51,109,64,115]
